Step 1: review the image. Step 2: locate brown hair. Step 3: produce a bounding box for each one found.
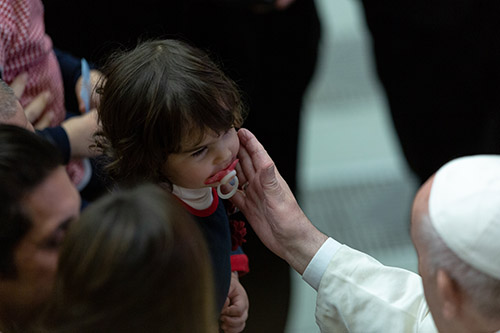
[95,39,245,186]
[40,184,217,332]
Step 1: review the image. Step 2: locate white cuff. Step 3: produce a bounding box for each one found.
[302,237,342,290]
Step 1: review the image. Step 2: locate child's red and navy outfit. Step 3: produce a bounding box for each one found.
[172,185,248,311]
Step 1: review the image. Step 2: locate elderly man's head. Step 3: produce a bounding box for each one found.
[411,156,500,333]
[0,125,80,330]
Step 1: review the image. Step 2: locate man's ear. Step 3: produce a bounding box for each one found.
[436,269,462,320]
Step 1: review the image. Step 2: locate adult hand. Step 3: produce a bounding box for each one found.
[229,128,327,274]
[220,272,249,333]
[10,72,53,129]
[75,69,103,113]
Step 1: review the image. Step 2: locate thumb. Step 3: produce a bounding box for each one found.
[24,91,51,123]
[221,296,231,314]
[34,111,54,130]
[10,72,28,98]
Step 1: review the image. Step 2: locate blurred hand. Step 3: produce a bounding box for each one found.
[75,69,103,113]
[10,72,53,129]
[9,72,28,98]
[61,109,100,158]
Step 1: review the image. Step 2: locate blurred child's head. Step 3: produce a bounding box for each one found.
[41,183,217,332]
[96,39,245,188]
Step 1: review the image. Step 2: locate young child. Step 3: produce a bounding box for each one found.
[95,39,248,331]
[40,184,218,332]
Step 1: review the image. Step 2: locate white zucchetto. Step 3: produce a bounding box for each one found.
[429,155,500,280]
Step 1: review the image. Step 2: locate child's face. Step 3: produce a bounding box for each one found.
[165,127,240,189]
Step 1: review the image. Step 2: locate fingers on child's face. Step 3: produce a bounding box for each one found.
[235,163,246,186]
[237,145,256,181]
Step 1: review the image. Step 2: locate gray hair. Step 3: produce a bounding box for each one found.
[0,79,18,120]
[417,213,500,319]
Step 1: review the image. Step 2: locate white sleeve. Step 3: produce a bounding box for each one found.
[302,237,342,290]
[315,245,437,333]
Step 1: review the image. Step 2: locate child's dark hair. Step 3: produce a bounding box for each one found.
[96,39,246,186]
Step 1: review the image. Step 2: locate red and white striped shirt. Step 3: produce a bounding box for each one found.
[0,0,65,125]
[1,0,85,187]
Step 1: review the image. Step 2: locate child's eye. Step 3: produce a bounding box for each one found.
[192,147,207,157]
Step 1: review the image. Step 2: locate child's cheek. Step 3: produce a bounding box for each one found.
[233,134,240,153]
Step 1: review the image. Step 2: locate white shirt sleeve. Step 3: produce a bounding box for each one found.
[314,245,437,332]
[302,237,342,290]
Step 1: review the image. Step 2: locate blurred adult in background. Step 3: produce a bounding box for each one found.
[0,124,216,332]
[0,124,81,332]
[43,0,321,330]
[0,0,64,127]
[1,75,107,205]
[39,184,218,333]
[0,0,105,201]
[360,1,500,184]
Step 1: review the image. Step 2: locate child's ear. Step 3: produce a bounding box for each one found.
[436,269,462,320]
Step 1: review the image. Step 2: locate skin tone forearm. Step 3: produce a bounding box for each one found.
[10,72,101,158]
[67,69,102,158]
[230,129,328,274]
[61,109,100,158]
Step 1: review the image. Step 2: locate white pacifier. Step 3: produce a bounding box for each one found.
[217,169,239,199]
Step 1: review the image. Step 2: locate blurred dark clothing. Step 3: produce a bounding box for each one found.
[44,1,321,331]
[360,1,500,184]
